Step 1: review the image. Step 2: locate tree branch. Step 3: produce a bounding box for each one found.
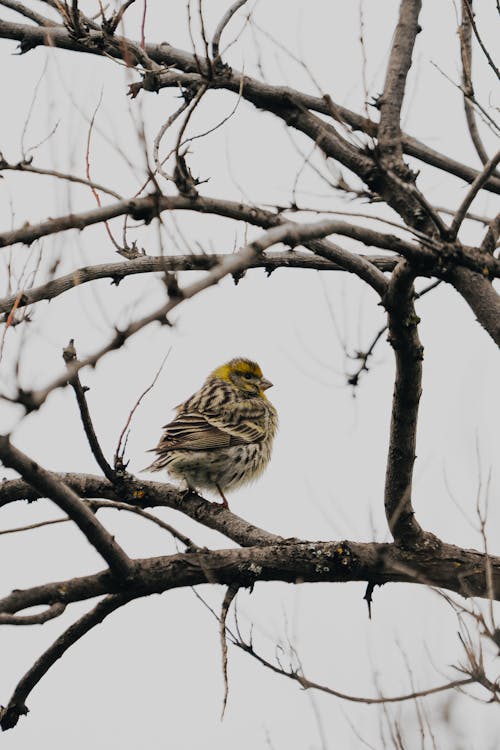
[449,150,500,240]
[62,340,115,482]
[0,474,282,548]
[459,1,493,167]
[2,539,500,619]
[233,636,475,705]
[1,18,499,194]
[0,438,133,577]
[0,252,396,320]
[383,261,425,546]
[378,0,422,163]
[0,593,130,731]
[6,217,393,411]
[448,267,500,346]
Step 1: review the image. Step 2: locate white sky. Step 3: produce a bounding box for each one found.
[1,1,499,748]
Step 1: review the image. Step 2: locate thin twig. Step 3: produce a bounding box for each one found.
[462,0,500,81]
[220,584,239,718]
[63,339,115,482]
[232,637,475,705]
[114,348,172,465]
[449,150,500,239]
[212,0,248,63]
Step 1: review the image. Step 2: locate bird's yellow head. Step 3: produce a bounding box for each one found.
[210,358,273,396]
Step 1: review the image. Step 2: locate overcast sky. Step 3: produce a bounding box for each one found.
[1,2,499,748]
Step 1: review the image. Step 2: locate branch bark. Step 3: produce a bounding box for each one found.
[0,438,133,577]
[0,252,396,319]
[0,594,130,731]
[448,267,500,346]
[378,0,422,164]
[383,261,425,546]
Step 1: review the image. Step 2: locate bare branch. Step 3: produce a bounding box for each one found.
[459,2,492,167]
[0,437,133,577]
[0,594,130,731]
[211,0,248,63]
[480,212,500,253]
[461,0,500,81]
[449,150,500,240]
[448,267,500,346]
[378,0,422,163]
[7,217,394,411]
[3,539,500,619]
[1,18,498,194]
[0,252,396,320]
[383,261,425,546]
[0,474,282,548]
[0,155,123,199]
[0,602,66,625]
[233,637,475,705]
[220,584,239,718]
[0,0,57,26]
[62,340,115,482]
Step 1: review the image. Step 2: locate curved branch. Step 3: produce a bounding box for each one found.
[0,156,123,199]
[0,252,396,319]
[0,594,130,731]
[234,637,475,705]
[449,150,500,240]
[459,2,492,167]
[0,602,66,625]
[383,261,425,546]
[0,474,281,548]
[211,0,248,63]
[448,267,500,346]
[0,437,133,577]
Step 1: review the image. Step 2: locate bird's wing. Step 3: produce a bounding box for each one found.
[154,412,249,453]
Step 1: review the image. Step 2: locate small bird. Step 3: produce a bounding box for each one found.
[146,358,278,508]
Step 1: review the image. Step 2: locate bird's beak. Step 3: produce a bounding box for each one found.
[260,378,273,391]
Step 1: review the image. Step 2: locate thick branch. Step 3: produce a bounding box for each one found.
[0,474,282,548]
[0,438,133,577]
[448,267,500,346]
[378,0,422,163]
[383,262,425,546]
[2,539,500,619]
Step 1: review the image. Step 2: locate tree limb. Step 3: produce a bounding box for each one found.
[448,267,500,346]
[378,0,422,164]
[0,594,130,731]
[383,261,425,546]
[0,252,396,319]
[0,438,133,577]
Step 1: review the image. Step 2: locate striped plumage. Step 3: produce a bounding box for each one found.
[146,358,278,507]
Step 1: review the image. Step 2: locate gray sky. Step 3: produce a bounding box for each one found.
[1,1,499,748]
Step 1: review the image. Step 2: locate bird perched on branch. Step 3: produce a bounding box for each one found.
[146,358,278,508]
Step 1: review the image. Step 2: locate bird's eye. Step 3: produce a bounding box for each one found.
[242,372,253,379]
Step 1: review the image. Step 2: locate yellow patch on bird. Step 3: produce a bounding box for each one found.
[211,358,263,381]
